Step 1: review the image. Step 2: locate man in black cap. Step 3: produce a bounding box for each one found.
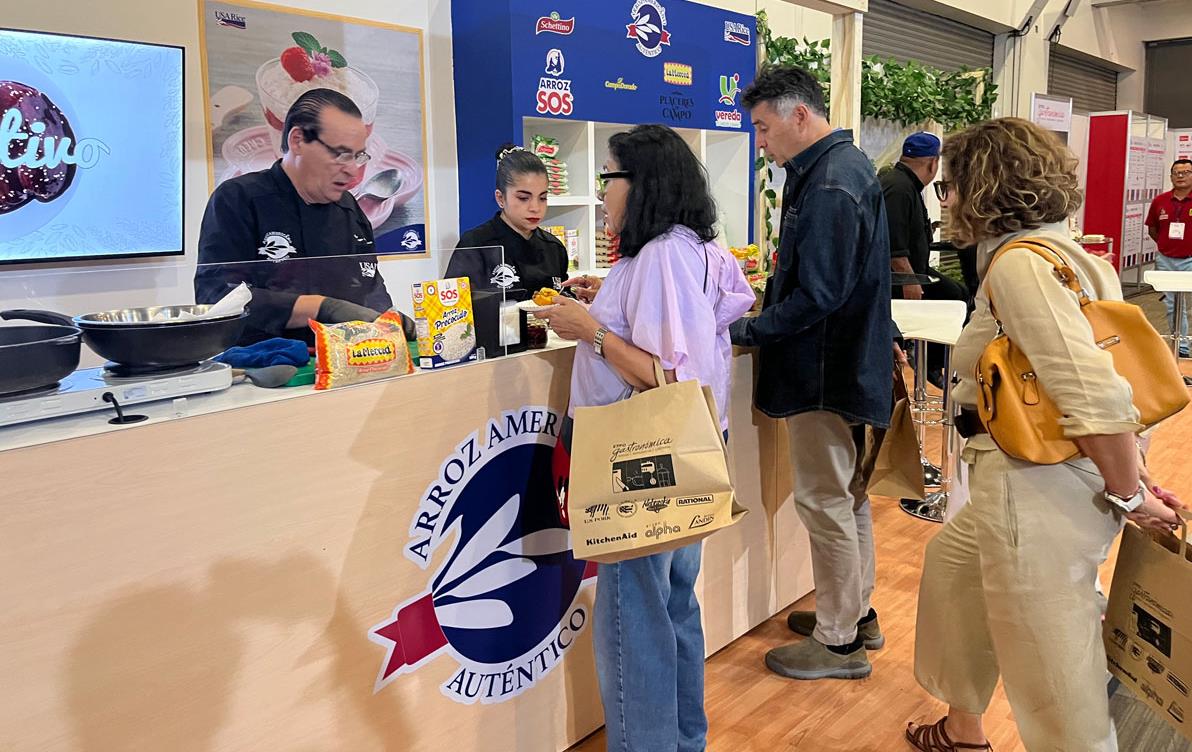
[195,88,414,346]
[880,131,969,386]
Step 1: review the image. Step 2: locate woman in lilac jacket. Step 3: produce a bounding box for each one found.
[538,124,754,751]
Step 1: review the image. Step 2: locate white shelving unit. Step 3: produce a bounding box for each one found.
[522,117,752,274]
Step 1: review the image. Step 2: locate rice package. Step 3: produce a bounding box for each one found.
[311,310,414,390]
[412,277,478,368]
[532,134,570,196]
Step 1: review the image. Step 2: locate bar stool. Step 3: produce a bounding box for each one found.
[891,299,967,522]
[1142,270,1192,361]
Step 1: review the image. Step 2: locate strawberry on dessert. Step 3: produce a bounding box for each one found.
[279,46,315,83]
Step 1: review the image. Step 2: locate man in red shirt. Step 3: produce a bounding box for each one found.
[1147,158,1192,356]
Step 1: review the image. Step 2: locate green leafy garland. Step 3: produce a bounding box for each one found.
[754,9,997,256]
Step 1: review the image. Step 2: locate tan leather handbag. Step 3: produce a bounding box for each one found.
[976,238,1189,465]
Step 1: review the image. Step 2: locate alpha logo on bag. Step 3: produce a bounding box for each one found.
[611,454,676,493]
[370,406,595,704]
[646,520,681,539]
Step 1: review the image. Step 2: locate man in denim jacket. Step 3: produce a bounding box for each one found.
[730,65,893,680]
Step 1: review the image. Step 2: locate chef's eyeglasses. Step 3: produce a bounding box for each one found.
[934,180,952,201]
[312,135,371,166]
[596,171,633,193]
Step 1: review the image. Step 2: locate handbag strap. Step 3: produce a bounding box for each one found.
[984,236,1092,327]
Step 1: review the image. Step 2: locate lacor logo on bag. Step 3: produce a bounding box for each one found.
[611,454,676,493]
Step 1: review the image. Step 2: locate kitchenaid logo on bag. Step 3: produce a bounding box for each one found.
[626,0,671,58]
[371,406,594,704]
[535,12,575,35]
[1,82,111,216]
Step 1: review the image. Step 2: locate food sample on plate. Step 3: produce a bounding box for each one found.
[311,310,414,390]
[532,288,560,307]
[412,277,478,369]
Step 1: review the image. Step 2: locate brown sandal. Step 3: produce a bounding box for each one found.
[906,718,993,751]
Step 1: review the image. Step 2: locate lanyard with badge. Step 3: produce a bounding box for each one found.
[1172,203,1187,240]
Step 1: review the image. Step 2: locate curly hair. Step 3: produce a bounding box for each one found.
[942,117,1082,245]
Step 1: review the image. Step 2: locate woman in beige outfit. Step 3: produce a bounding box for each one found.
[906,118,1186,752]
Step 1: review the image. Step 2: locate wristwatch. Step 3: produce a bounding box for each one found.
[1103,486,1146,513]
[593,327,609,358]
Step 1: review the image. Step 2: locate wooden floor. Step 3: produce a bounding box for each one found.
[570,328,1192,752]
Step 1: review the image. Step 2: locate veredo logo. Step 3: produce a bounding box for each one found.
[370,407,595,704]
[536,11,575,35]
[719,73,741,106]
[626,0,671,58]
[0,81,110,216]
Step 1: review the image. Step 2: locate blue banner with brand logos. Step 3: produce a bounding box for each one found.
[451,0,756,235]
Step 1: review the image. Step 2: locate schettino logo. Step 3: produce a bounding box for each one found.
[370,407,596,704]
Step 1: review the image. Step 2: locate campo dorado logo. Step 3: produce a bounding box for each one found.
[370,406,596,704]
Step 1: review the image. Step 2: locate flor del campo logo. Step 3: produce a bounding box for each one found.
[370,407,596,704]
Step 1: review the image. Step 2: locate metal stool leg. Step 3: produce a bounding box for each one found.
[902,344,956,523]
[1174,292,1187,359]
[911,339,943,488]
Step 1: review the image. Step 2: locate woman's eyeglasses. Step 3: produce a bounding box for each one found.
[934,180,952,202]
[596,170,633,193]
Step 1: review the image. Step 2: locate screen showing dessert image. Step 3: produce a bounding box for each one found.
[0,28,184,264]
[201,2,428,255]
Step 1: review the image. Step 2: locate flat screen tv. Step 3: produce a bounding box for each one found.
[0,27,184,264]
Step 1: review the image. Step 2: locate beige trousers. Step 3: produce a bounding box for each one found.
[914,448,1124,752]
[786,411,876,646]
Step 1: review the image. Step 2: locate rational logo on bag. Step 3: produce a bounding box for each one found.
[611,454,676,493]
[677,494,713,507]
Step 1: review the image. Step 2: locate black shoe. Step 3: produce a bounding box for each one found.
[926,369,946,390]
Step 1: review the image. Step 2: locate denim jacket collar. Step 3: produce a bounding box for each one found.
[785,129,855,180]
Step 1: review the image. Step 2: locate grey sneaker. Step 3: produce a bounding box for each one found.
[764,638,871,680]
[786,610,885,650]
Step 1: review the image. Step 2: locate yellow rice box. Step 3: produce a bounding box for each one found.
[411,277,478,369]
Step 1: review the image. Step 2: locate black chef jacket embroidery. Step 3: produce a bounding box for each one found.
[448,212,569,300]
[194,160,394,345]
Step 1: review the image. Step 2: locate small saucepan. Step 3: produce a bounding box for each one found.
[0,314,83,395]
[4,308,249,368]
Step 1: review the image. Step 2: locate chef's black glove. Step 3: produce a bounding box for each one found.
[316,297,382,325]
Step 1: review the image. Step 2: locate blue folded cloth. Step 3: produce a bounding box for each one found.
[215,338,310,369]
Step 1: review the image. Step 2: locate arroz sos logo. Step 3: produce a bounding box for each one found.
[626,0,671,58]
[370,406,595,704]
[537,48,574,116]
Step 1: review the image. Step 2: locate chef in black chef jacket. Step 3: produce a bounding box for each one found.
[447,144,569,298]
[195,88,414,346]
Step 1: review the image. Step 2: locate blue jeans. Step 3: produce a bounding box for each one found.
[594,540,707,752]
[1155,253,1192,355]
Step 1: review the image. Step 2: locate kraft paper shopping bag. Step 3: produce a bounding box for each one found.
[568,359,745,563]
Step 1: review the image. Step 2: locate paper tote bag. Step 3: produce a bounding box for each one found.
[866,371,926,501]
[1104,511,1192,743]
[568,359,745,563]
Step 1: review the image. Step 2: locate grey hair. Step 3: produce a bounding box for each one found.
[741,64,828,119]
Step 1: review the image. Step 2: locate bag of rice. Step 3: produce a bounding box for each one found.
[412,277,479,368]
[311,310,414,390]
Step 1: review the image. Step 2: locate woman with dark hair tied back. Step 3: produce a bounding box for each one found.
[446,143,568,297]
[538,124,754,751]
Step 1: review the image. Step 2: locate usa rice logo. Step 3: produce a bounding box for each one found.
[370,407,596,704]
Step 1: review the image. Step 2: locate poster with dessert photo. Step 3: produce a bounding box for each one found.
[200,0,429,256]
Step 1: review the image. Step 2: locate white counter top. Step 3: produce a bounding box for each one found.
[0,336,576,454]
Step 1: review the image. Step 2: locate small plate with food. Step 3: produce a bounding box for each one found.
[517,287,567,313]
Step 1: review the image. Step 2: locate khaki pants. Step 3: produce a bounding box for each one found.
[786,411,875,646]
[914,448,1124,752]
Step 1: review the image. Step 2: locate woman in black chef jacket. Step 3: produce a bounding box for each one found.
[447,144,569,298]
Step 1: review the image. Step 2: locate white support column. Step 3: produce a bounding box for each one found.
[830,11,863,133]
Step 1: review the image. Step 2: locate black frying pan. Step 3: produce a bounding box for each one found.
[5,309,249,368]
[0,315,82,395]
